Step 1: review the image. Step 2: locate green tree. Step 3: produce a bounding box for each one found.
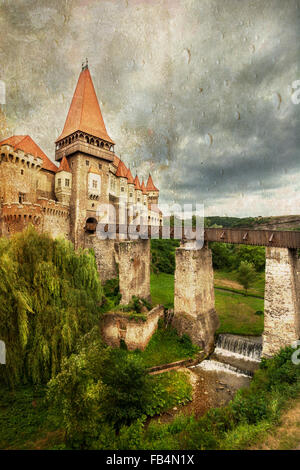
[237,261,257,295]
[0,227,103,387]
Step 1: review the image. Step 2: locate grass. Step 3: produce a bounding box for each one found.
[249,397,300,450]
[131,324,200,368]
[0,385,63,450]
[214,269,265,297]
[151,272,265,336]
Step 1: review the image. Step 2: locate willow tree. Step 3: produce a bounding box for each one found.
[0,227,103,387]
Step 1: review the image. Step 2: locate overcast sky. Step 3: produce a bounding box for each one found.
[0,0,299,217]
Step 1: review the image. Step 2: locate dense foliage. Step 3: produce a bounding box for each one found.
[47,327,192,449]
[45,345,300,449]
[151,238,265,275]
[151,239,180,274]
[0,227,103,387]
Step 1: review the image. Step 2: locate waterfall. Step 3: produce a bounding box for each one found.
[191,334,263,378]
[192,359,252,378]
[215,334,262,361]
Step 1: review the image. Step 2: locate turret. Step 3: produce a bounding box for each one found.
[55,156,72,205]
[146,174,159,206]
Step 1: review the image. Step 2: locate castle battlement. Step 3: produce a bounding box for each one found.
[0,144,43,170]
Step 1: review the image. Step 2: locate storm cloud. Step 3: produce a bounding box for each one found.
[0,0,299,216]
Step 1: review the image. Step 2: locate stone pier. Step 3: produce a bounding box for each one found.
[262,247,300,357]
[84,235,118,282]
[173,242,219,354]
[117,239,151,305]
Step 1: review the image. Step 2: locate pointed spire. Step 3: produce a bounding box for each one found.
[134,175,141,191]
[146,174,159,191]
[116,160,128,178]
[57,155,71,173]
[126,167,134,184]
[56,65,114,144]
[141,180,147,195]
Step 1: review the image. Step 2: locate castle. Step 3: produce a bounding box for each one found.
[0,63,162,261]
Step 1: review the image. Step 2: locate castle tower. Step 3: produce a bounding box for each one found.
[115,160,128,226]
[140,180,148,225]
[146,174,159,206]
[55,156,72,205]
[55,62,115,248]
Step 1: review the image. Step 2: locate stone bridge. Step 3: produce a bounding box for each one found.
[90,224,300,358]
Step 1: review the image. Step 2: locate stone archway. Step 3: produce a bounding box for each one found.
[85,217,98,234]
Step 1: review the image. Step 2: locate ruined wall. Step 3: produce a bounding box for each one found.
[173,243,219,354]
[84,234,118,281]
[262,247,300,357]
[117,239,151,304]
[100,305,164,350]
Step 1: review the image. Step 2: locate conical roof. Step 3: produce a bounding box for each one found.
[57,156,71,173]
[56,66,114,144]
[141,180,147,195]
[146,174,159,191]
[134,175,141,190]
[126,167,134,184]
[115,160,128,178]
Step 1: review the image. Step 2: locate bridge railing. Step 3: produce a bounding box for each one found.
[92,223,300,249]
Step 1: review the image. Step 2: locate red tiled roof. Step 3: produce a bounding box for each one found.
[146,174,159,192]
[56,67,114,144]
[57,155,71,173]
[0,135,58,173]
[141,180,147,195]
[134,175,141,191]
[126,167,134,184]
[115,160,128,178]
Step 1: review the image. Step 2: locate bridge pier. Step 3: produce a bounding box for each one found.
[84,235,118,281]
[173,242,219,354]
[117,239,151,305]
[262,247,300,357]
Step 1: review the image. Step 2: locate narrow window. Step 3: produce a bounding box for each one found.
[58,178,61,187]
[92,180,97,189]
[19,193,25,204]
[86,160,89,166]
[65,179,70,187]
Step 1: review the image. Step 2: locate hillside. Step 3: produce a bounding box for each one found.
[206,215,300,231]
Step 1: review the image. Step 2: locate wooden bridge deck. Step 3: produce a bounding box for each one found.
[93,224,300,249]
